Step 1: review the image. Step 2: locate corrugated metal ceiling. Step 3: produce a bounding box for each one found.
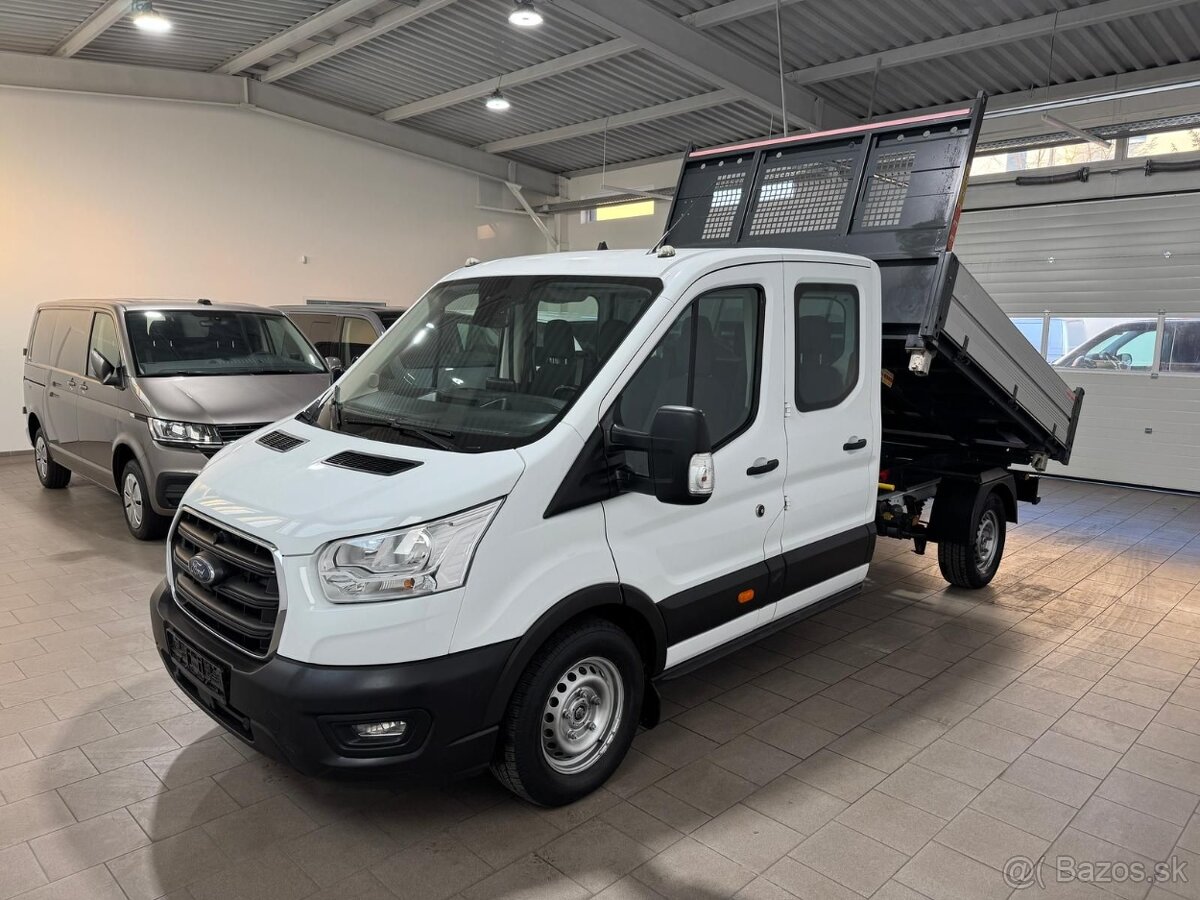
[3,0,1200,175]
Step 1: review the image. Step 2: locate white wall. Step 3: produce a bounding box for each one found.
[0,88,546,452]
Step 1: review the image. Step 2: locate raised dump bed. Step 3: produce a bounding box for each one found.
[662,96,1084,471]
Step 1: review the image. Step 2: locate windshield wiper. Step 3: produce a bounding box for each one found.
[341,414,458,451]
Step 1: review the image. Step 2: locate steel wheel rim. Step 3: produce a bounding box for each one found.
[123,473,143,529]
[34,436,48,479]
[975,509,999,572]
[541,656,624,775]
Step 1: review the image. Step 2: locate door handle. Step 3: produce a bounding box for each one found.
[843,437,867,452]
[67,378,77,389]
[746,457,780,476]
[79,383,88,392]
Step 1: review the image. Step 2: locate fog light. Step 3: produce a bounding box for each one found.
[352,720,407,739]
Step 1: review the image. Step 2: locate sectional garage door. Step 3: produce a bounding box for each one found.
[954,193,1200,493]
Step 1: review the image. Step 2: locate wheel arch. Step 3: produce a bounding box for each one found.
[484,583,667,729]
[111,440,145,491]
[27,413,40,446]
[927,470,1017,542]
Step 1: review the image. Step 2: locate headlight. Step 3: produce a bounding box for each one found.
[316,499,502,603]
[149,419,221,448]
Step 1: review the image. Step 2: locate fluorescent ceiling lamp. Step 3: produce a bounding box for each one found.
[508,1,543,27]
[485,89,511,111]
[131,0,171,33]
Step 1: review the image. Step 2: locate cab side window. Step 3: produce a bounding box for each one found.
[290,314,338,358]
[341,317,377,365]
[50,309,92,376]
[795,284,860,411]
[88,313,121,377]
[616,285,763,449]
[29,310,59,364]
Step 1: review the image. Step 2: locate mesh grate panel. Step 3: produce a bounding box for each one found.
[700,171,747,241]
[747,159,854,236]
[859,150,916,228]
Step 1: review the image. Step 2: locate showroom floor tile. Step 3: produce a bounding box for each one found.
[0,456,1199,899]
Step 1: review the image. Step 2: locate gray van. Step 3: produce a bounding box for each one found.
[276,305,406,368]
[22,300,333,539]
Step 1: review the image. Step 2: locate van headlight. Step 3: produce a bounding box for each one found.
[149,419,221,448]
[316,499,502,603]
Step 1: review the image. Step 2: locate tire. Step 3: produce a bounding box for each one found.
[33,429,71,489]
[938,492,1006,589]
[120,459,169,541]
[491,617,644,807]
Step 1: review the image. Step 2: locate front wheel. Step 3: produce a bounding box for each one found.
[491,618,643,806]
[938,492,1006,588]
[120,460,170,541]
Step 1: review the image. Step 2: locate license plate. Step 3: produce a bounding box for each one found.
[167,632,228,703]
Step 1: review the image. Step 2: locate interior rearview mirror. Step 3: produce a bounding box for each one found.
[90,349,122,387]
[325,357,345,380]
[649,405,714,505]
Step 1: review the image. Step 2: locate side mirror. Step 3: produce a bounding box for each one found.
[649,405,714,505]
[90,349,122,387]
[325,356,345,380]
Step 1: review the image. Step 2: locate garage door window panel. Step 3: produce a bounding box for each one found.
[1162,319,1200,375]
[1054,317,1160,372]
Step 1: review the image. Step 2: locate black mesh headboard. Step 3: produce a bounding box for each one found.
[664,97,986,261]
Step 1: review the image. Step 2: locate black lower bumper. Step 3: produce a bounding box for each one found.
[149,580,517,778]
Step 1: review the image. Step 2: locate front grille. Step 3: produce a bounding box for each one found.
[323,450,419,476]
[170,511,280,657]
[256,430,305,452]
[216,423,268,444]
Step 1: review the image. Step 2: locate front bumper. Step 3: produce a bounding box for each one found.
[149,579,517,778]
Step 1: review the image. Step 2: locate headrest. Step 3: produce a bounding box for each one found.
[542,319,574,363]
[797,315,839,364]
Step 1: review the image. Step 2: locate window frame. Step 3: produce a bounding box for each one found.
[612,283,766,452]
[793,282,861,413]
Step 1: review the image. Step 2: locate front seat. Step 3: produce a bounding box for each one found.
[796,315,846,408]
[531,319,579,397]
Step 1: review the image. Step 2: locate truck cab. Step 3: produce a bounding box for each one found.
[149,99,1084,806]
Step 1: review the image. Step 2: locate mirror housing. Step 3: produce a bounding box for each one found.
[90,349,122,387]
[325,357,345,380]
[649,405,714,505]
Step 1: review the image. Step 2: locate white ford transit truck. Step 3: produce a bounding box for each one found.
[150,99,1084,806]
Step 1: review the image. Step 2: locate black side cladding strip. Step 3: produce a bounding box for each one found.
[657,524,875,646]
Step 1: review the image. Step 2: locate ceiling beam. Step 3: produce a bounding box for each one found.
[213,0,382,75]
[786,0,1196,86]
[556,0,855,131]
[51,0,127,58]
[0,51,559,195]
[479,90,739,153]
[260,0,460,84]
[381,0,814,122]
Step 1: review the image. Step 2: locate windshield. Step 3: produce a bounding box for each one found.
[1056,321,1157,370]
[304,275,662,452]
[125,310,327,377]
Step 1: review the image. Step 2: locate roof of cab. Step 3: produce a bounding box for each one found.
[444,247,872,285]
[35,299,282,314]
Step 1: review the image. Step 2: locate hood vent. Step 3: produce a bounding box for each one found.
[323,450,420,476]
[257,431,306,453]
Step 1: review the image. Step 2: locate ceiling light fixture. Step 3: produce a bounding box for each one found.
[485,89,511,111]
[131,0,171,33]
[508,1,543,28]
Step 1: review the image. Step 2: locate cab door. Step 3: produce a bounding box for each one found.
[601,264,787,668]
[773,263,881,620]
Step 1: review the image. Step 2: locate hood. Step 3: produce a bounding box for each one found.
[180,420,526,556]
[132,374,331,425]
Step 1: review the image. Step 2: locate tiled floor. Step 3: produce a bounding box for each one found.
[0,457,1199,900]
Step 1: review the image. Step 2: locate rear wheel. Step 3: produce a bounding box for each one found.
[938,492,1006,588]
[120,460,169,541]
[33,429,71,489]
[492,618,643,806]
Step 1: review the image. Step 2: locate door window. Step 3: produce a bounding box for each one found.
[50,309,92,375]
[88,313,121,377]
[290,314,338,358]
[795,284,859,411]
[615,285,763,448]
[341,317,378,365]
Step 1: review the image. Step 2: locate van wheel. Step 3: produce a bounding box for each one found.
[938,493,1006,589]
[120,460,169,541]
[492,618,643,807]
[33,429,71,489]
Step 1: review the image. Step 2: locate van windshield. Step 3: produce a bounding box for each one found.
[303,275,662,452]
[125,310,327,377]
